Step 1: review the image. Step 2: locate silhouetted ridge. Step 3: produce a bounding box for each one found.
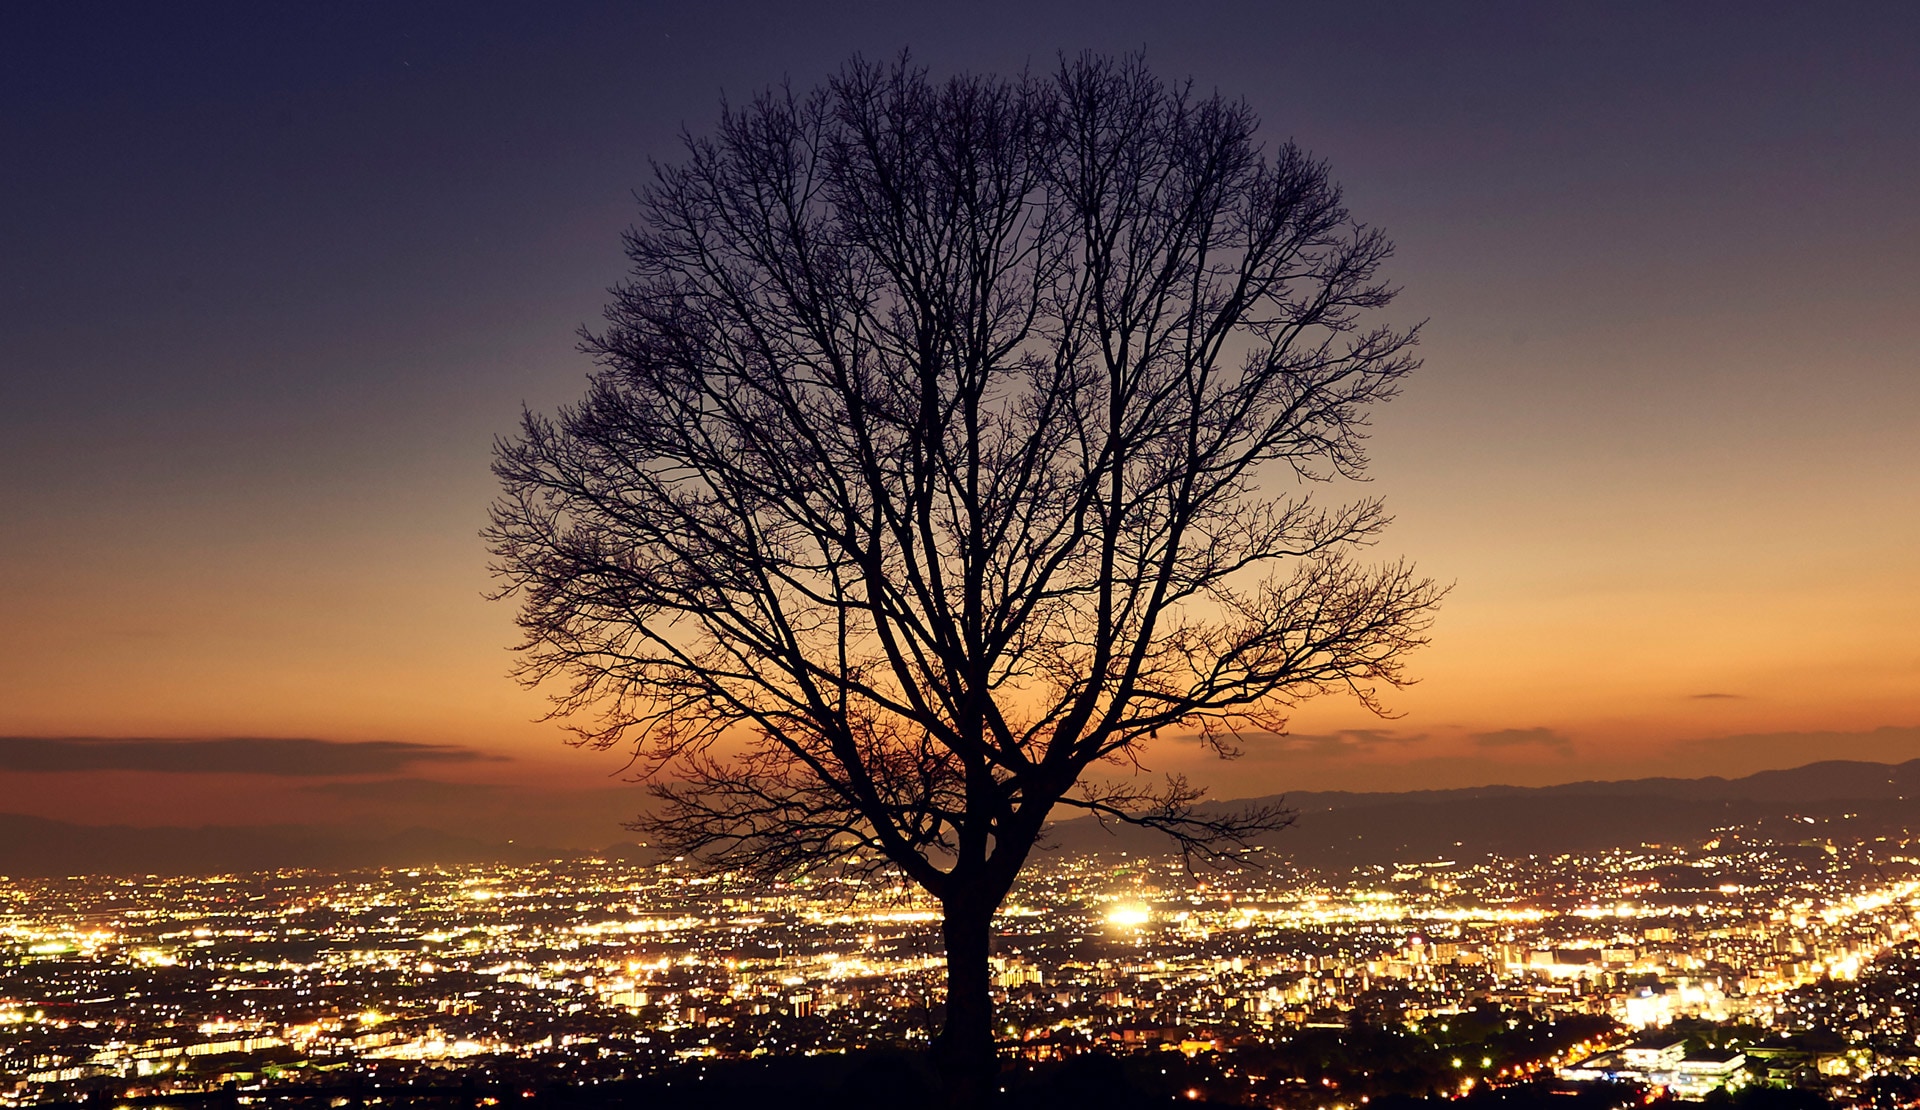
[1042,758,1920,864]
[5,759,1916,877]
[0,814,559,878]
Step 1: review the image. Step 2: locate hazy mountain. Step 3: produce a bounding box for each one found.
[5,759,1916,878]
[1041,759,1920,865]
[0,814,562,878]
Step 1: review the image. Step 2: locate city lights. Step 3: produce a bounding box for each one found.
[4,826,1920,1106]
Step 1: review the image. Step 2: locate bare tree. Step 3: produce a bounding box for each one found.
[488,53,1442,1100]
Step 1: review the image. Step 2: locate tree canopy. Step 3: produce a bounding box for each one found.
[488,52,1442,1095]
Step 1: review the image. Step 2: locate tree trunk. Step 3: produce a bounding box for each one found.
[932,894,998,1105]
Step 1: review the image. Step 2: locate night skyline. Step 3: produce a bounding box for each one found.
[3,2,1917,840]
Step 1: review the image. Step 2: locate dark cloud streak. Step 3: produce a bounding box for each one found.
[0,737,498,776]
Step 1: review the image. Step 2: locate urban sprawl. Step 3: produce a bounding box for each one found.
[6,819,1920,1106]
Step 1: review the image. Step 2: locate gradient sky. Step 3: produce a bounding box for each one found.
[3,1,1916,841]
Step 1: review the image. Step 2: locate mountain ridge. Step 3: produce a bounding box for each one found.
[5,758,1917,878]
[1206,757,1920,811]
[1042,758,1920,864]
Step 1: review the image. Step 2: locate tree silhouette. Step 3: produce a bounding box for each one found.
[488,53,1441,1100]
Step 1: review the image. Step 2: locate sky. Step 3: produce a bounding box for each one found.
[2,1,1916,845]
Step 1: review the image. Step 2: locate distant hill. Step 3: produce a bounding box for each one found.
[1040,758,1920,866]
[0,814,561,878]
[5,759,1918,877]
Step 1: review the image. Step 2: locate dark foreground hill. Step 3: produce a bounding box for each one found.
[29,1052,1825,1110]
[4,759,1918,877]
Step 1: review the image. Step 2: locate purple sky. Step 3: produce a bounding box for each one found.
[2,2,1916,840]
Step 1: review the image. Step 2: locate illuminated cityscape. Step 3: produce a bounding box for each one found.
[7,3,1919,1108]
[8,814,1920,1107]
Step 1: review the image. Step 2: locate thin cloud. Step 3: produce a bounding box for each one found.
[1337,729,1424,746]
[1255,729,1427,756]
[1471,727,1574,753]
[1688,693,1747,700]
[0,737,501,776]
